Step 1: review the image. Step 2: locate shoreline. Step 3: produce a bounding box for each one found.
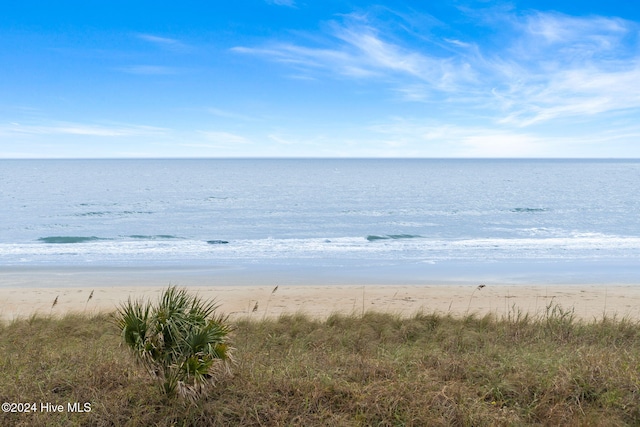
[2,265,638,321]
[2,281,639,321]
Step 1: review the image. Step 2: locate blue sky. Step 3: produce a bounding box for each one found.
[1,1,639,158]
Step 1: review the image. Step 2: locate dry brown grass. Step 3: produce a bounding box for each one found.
[1,305,640,426]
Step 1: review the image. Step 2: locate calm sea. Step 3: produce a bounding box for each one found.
[2,159,640,284]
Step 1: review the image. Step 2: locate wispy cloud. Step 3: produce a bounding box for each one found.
[521,12,628,50]
[368,114,640,157]
[496,65,640,126]
[265,0,296,7]
[113,35,192,76]
[268,133,296,145]
[232,17,471,91]
[136,33,191,52]
[232,8,640,129]
[2,122,167,137]
[485,11,640,126]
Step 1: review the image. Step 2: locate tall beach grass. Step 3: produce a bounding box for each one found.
[1,303,640,426]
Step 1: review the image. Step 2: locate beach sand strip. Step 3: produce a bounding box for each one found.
[1,283,638,321]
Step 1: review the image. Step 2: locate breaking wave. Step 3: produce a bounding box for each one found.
[366,234,423,242]
[38,236,107,244]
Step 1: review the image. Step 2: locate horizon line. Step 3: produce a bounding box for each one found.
[1,156,639,161]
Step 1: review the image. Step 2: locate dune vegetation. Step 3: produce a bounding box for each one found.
[1,299,640,426]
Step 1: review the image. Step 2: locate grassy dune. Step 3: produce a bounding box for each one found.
[1,306,640,426]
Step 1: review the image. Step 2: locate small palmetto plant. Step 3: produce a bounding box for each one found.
[114,286,234,400]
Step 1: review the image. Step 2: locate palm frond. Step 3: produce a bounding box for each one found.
[113,286,235,399]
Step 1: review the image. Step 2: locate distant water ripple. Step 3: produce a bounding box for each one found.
[1,159,639,280]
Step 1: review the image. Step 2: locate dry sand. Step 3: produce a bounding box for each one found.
[2,280,640,321]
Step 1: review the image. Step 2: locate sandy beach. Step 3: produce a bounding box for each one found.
[1,267,639,321]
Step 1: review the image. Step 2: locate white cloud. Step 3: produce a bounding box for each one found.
[2,122,167,137]
[136,34,191,52]
[231,44,357,75]
[444,38,472,48]
[268,134,296,145]
[368,118,567,157]
[456,132,545,157]
[265,0,295,7]
[233,21,473,92]
[523,12,628,49]
[232,8,640,131]
[367,113,640,157]
[490,15,640,126]
[231,9,483,97]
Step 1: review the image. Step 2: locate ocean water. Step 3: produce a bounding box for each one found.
[1,158,640,284]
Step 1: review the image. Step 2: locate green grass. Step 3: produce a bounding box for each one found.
[1,306,640,426]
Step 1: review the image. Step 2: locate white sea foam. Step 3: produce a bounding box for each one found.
[2,233,640,266]
[1,159,640,278]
